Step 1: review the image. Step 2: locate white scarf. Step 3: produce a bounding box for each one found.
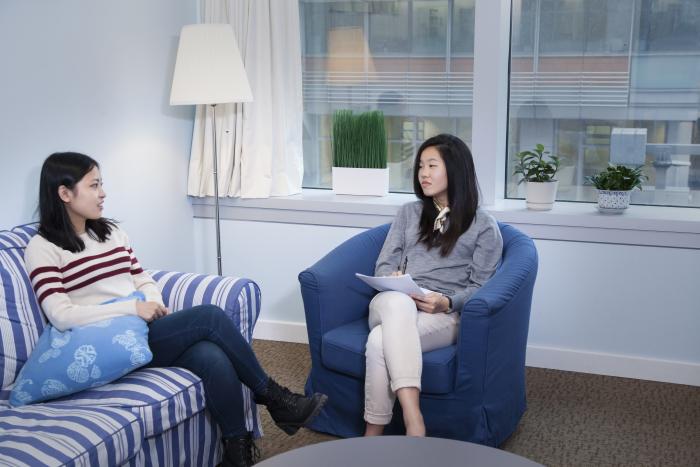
[433,199,450,234]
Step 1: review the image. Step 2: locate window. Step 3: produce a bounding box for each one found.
[300,0,476,193]
[507,0,700,208]
[301,0,700,208]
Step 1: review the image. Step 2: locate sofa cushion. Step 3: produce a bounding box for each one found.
[0,404,142,466]
[48,367,206,438]
[0,226,46,390]
[321,318,457,394]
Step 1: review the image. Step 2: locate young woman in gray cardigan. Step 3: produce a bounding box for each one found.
[364,134,503,437]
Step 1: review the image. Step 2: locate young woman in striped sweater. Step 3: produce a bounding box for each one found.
[25,152,327,467]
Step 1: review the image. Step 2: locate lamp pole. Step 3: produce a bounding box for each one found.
[211,103,222,276]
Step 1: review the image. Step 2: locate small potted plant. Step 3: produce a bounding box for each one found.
[332,109,388,196]
[585,164,646,214]
[513,143,561,210]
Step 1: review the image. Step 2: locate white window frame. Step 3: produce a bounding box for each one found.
[471,0,510,206]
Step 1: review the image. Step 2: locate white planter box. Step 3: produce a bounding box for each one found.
[332,167,389,196]
[525,181,559,211]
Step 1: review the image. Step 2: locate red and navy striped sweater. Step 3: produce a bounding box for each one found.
[24,227,163,331]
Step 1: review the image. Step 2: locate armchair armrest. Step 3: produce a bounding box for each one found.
[299,224,390,337]
[455,226,537,411]
[147,270,261,343]
[462,232,538,317]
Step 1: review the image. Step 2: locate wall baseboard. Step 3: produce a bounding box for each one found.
[525,345,700,387]
[253,319,309,344]
[253,319,700,387]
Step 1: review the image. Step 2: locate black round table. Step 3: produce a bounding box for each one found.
[256,436,543,467]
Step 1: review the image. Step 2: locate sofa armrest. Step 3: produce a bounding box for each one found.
[147,270,261,343]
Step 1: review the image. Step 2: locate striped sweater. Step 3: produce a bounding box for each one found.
[24,227,164,331]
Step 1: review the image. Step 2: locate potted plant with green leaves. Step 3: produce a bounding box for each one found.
[585,163,646,214]
[332,109,388,196]
[513,143,561,210]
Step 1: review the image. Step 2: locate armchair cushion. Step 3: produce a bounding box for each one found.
[322,319,457,394]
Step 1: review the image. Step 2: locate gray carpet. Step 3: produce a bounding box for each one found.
[252,340,700,467]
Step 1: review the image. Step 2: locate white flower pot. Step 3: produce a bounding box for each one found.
[525,181,559,211]
[332,167,389,196]
[596,189,631,214]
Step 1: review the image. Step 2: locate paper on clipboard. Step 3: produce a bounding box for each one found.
[355,273,431,296]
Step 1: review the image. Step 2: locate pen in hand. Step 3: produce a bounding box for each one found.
[400,256,408,275]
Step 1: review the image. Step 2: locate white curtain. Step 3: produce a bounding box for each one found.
[187,0,304,198]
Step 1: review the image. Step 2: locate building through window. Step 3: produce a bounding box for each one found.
[301,0,700,207]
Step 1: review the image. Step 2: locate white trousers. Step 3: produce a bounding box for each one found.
[363,291,460,425]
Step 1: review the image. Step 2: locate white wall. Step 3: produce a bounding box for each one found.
[530,240,699,362]
[0,1,197,271]
[194,217,700,385]
[193,219,364,322]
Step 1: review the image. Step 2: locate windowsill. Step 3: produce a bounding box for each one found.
[191,189,700,249]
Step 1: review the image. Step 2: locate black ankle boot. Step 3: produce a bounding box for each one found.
[255,378,328,435]
[221,432,259,467]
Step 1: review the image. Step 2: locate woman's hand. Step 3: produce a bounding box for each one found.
[410,292,450,314]
[135,301,169,322]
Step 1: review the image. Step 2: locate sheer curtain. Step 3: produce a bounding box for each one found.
[187,0,304,198]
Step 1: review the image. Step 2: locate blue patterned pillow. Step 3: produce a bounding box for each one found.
[9,292,152,407]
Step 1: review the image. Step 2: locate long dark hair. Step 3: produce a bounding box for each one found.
[413,134,479,256]
[38,152,116,252]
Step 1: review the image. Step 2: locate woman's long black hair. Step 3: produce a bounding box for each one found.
[38,152,116,253]
[413,134,479,256]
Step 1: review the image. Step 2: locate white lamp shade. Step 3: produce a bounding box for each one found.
[170,24,253,105]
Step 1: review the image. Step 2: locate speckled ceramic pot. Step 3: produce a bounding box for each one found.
[597,189,631,214]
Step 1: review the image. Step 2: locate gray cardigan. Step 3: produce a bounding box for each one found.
[375,201,503,313]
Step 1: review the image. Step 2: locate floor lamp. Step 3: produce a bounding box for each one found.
[170,24,253,275]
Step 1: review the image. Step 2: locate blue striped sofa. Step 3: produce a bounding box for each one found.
[0,224,262,466]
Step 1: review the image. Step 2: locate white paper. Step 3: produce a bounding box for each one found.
[355,273,431,297]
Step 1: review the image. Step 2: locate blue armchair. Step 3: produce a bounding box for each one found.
[299,222,537,446]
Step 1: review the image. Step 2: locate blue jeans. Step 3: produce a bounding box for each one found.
[145,304,268,438]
